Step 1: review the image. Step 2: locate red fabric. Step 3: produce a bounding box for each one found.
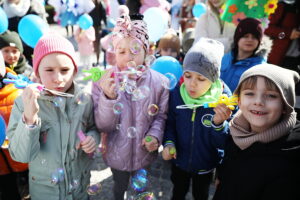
[264,3,300,65]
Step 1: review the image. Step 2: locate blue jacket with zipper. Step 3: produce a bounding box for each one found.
[163,83,231,174]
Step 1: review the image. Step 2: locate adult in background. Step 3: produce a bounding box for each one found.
[264,0,300,69]
[193,0,236,53]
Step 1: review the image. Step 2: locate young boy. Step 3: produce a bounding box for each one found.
[214,64,300,200]
[163,38,232,200]
[0,30,31,75]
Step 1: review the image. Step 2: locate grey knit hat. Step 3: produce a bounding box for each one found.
[236,64,300,114]
[183,37,224,82]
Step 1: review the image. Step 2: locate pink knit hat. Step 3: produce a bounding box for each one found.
[33,34,77,75]
[112,14,149,53]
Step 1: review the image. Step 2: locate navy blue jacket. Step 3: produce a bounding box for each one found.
[163,83,231,174]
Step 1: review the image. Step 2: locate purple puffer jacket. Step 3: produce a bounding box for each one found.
[92,68,169,171]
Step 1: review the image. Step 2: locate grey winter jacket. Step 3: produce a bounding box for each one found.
[7,83,100,200]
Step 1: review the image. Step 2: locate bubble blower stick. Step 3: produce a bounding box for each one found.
[77,130,94,158]
[3,73,74,97]
[202,94,238,110]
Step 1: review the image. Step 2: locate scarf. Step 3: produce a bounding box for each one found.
[179,79,223,108]
[230,110,297,150]
[3,0,31,18]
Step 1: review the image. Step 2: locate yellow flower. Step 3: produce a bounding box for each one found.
[264,0,278,15]
[245,0,258,9]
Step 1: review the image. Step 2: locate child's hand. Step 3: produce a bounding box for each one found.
[142,135,159,152]
[22,84,41,124]
[80,136,96,154]
[99,69,117,100]
[162,145,176,160]
[213,104,232,126]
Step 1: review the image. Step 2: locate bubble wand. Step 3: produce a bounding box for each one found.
[3,73,74,97]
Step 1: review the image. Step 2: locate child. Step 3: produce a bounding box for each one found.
[162,38,233,200]
[92,13,169,200]
[6,34,100,200]
[0,30,32,76]
[156,30,181,59]
[213,64,300,200]
[0,51,29,200]
[74,26,96,69]
[220,18,272,92]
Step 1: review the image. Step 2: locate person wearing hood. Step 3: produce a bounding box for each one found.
[213,64,300,200]
[0,30,32,76]
[220,18,272,92]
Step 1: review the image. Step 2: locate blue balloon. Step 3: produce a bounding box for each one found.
[192,3,207,18]
[0,7,8,34]
[0,115,5,147]
[18,14,49,48]
[77,14,93,30]
[151,56,183,81]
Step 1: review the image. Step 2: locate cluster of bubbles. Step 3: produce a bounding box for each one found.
[131,169,148,192]
[51,168,65,184]
[129,169,157,200]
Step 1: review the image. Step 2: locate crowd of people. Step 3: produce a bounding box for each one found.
[0,0,300,200]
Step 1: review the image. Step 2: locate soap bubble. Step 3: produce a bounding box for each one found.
[75,92,89,105]
[135,192,156,200]
[127,127,137,138]
[162,73,177,90]
[113,103,124,115]
[278,32,285,39]
[130,39,143,55]
[87,182,102,195]
[51,168,65,184]
[145,55,156,67]
[53,96,64,107]
[147,104,159,116]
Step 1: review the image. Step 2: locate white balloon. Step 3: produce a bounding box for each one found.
[143,7,169,42]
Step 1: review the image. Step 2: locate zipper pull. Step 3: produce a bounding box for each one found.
[191,107,196,122]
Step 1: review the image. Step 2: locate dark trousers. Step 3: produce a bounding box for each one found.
[0,173,21,200]
[171,164,212,200]
[111,168,132,200]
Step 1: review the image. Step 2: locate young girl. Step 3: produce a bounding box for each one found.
[92,13,169,200]
[6,34,100,200]
[74,26,96,69]
[213,64,300,200]
[162,38,232,200]
[220,18,272,92]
